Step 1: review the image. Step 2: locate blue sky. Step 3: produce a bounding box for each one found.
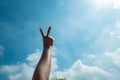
[0,0,120,80]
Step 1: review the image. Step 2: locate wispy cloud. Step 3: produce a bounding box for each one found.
[110,20,120,39]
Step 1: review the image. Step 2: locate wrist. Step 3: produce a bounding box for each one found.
[43,46,52,49]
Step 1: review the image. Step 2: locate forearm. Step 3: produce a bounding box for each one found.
[32,47,52,80]
[38,47,52,77]
[40,47,52,64]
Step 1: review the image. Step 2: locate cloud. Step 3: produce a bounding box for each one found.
[0,63,34,80]
[0,44,4,57]
[110,20,120,39]
[1,48,120,80]
[105,48,120,67]
[0,65,20,74]
[52,60,111,80]
[102,49,120,80]
[0,49,58,80]
[113,0,120,10]
[89,19,120,53]
[26,49,41,67]
[51,47,120,80]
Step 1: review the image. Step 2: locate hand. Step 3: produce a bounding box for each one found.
[40,26,54,48]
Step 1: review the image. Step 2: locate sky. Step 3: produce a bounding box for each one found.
[0,0,120,80]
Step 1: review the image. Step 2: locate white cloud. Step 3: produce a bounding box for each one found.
[51,57,58,72]
[8,63,34,80]
[0,63,34,80]
[105,48,120,67]
[1,48,120,80]
[26,49,41,66]
[0,65,20,74]
[51,47,120,80]
[0,49,58,80]
[101,48,120,79]
[52,60,111,80]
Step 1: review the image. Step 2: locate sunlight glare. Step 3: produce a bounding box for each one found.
[92,0,111,9]
[113,0,120,10]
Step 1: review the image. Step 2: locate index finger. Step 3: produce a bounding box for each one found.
[40,28,44,37]
[47,26,51,36]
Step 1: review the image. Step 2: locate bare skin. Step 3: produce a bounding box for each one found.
[32,27,54,80]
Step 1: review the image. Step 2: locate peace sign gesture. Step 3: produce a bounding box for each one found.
[40,26,54,48]
[32,27,54,80]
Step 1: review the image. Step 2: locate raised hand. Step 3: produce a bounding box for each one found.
[32,26,54,80]
[40,27,54,48]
